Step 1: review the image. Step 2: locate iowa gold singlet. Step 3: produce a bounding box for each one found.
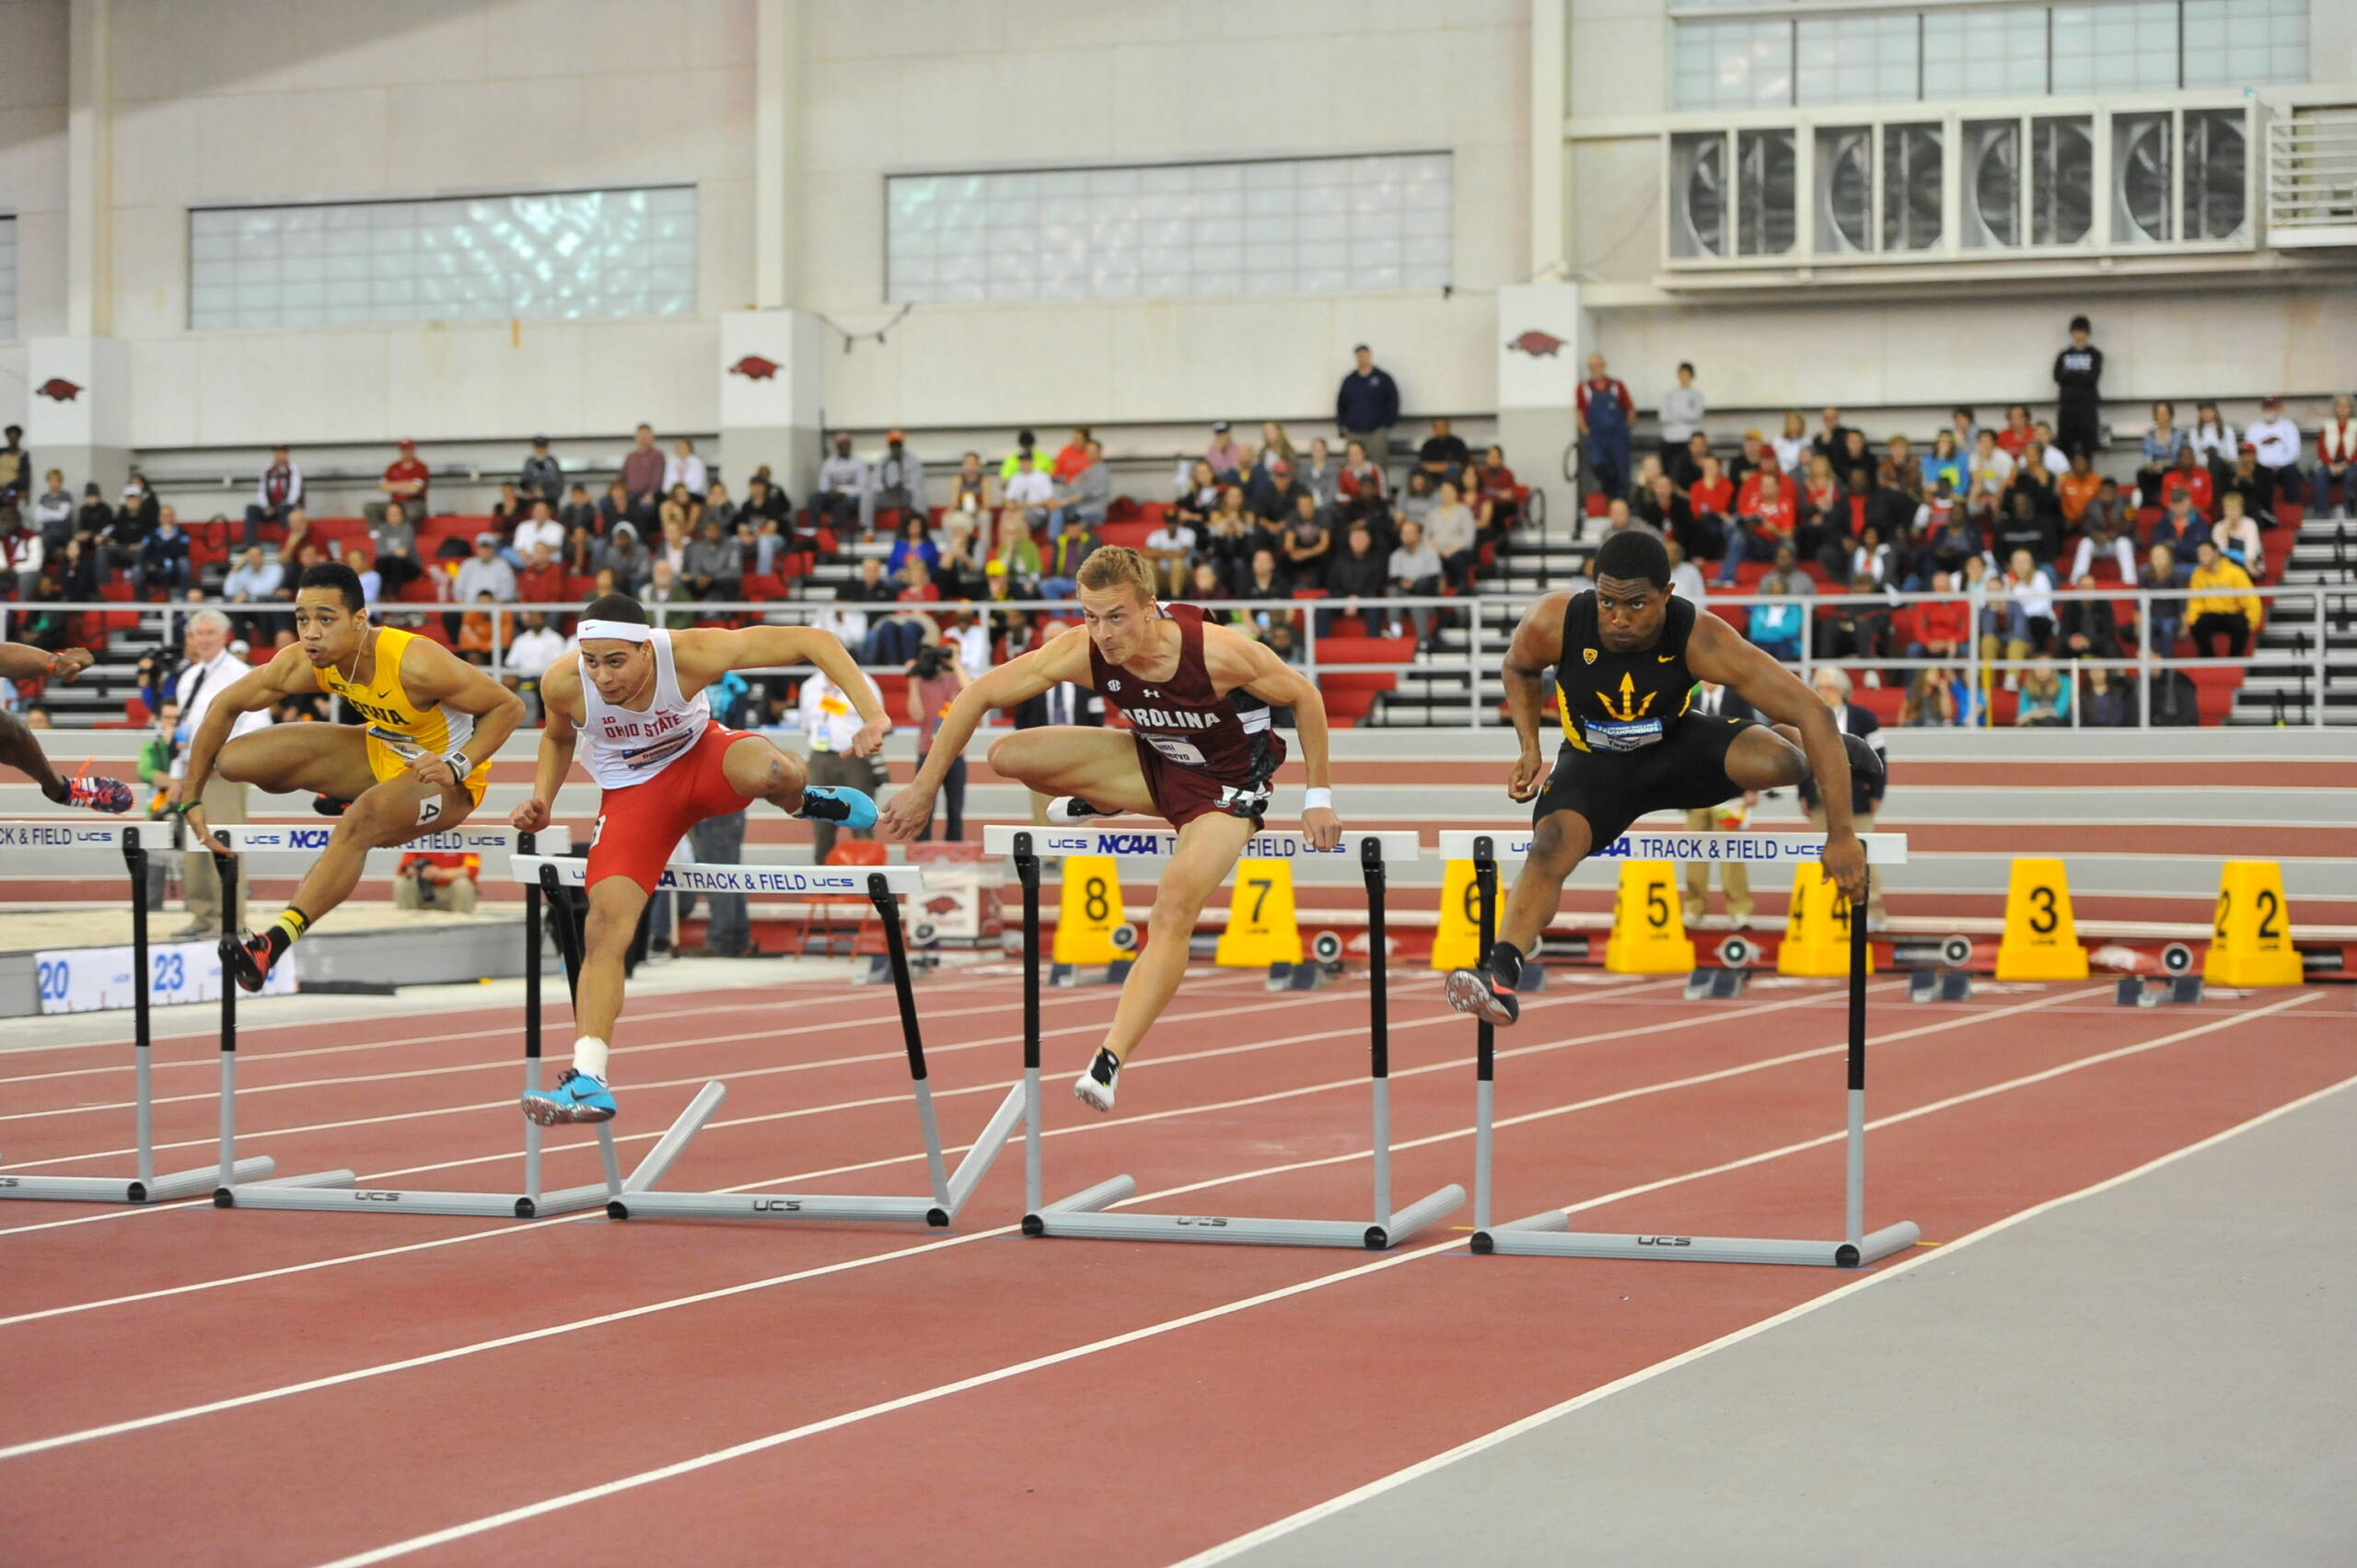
[313,626,494,803]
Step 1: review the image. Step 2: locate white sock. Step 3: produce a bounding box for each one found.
[572,1036,610,1081]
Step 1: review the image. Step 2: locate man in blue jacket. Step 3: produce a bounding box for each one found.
[1336,344,1399,457]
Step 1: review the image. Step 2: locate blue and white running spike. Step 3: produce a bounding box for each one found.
[522,1068,617,1125]
[795,784,878,830]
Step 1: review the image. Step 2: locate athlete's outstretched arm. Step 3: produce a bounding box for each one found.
[1502,593,1568,803]
[877,630,1089,842]
[399,638,528,795]
[0,642,93,682]
[1211,628,1341,849]
[678,625,888,754]
[1685,611,1866,903]
[512,656,580,834]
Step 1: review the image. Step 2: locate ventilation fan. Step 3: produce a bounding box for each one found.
[1669,134,1727,259]
[1815,128,1873,254]
[2030,116,2093,245]
[2183,110,2247,240]
[1964,121,2019,249]
[1881,124,1943,251]
[2112,111,2173,243]
[1736,129,1795,256]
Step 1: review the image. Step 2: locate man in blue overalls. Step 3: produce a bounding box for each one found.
[1577,353,1634,503]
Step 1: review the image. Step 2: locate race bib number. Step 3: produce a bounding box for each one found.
[1582,718,1666,753]
[1144,735,1208,767]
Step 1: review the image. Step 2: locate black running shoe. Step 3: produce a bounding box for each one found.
[312,795,351,818]
[1840,732,1885,786]
[1444,966,1521,1026]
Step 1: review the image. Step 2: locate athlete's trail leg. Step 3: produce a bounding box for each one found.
[0,708,69,800]
[1495,809,1593,956]
[985,727,1157,816]
[278,774,462,928]
[1730,724,1812,789]
[1097,810,1257,1066]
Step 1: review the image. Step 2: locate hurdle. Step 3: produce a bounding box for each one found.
[209,824,622,1218]
[991,823,1464,1250]
[549,856,1028,1226]
[1451,828,1919,1268]
[0,820,278,1203]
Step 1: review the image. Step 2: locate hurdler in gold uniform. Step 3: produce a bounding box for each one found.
[177,562,524,991]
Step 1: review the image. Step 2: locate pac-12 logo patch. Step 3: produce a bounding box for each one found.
[1582,648,1597,664]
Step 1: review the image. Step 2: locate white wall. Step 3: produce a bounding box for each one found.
[795,0,1532,431]
[0,0,70,427]
[103,0,754,447]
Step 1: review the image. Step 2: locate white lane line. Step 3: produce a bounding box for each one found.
[1176,1046,2355,1564]
[302,993,2328,1568]
[0,981,2155,1458]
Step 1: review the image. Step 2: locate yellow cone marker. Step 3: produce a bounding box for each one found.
[2204,861,2304,987]
[1053,854,1129,966]
[1778,864,1872,978]
[1605,860,1695,974]
[1994,857,2088,981]
[1216,857,1303,967]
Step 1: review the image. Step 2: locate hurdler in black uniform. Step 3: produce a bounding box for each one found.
[1446,527,1884,1026]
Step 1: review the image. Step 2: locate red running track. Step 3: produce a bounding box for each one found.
[0,965,2351,1566]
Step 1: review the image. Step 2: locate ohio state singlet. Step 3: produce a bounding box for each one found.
[578,630,713,789]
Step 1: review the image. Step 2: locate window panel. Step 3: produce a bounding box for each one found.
[187,187,696,330]
[887,154,1451,304]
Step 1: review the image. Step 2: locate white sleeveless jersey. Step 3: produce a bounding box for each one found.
[578,630,714,790]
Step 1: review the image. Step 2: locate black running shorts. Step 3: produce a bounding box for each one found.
[1532,715,1758,849]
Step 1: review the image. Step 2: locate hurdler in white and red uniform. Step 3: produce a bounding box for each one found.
[877,545,1340,1114]
[511,593,889,1124]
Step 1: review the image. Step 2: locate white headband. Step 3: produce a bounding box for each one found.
[577,620,653,644]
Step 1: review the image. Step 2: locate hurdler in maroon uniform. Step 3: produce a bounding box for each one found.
[880,547,1339,1114]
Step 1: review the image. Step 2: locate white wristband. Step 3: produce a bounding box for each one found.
[1304,787,1333,813]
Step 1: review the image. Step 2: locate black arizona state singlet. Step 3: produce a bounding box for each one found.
[1554,590,1697,754]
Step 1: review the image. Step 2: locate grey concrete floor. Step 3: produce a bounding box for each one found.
[1206,1075,2357,1568]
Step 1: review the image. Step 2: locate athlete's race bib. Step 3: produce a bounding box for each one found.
[1143,734,1208,767]
[1582,717,1666,752]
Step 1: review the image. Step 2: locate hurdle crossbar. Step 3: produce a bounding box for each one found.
[0,821,278,1203]
[1457,829,1917,1267]
[987,824,1463,1250]
[561,858,1024,1226]
[212,826,618,1218]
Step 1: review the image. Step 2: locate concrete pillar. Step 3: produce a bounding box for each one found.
[719,310,827,505]
[39,0,127,494]
[1529,0,1567,285]
[753,0,802,311]
[1495,284,1589,537]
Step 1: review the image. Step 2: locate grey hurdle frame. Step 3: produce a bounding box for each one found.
[0,820,274,1203]
[212,824,621,1218]
[565,857,1028,1226]
[1449,827,1919,1268]
[993,824,1463,1250]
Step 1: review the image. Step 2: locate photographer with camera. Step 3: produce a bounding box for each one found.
[906,636,972,841]
[394,850,479,914]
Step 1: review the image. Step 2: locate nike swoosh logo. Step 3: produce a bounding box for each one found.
[1657,655,1677,662]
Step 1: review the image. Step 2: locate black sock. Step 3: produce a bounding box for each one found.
[1487,941,1524,986]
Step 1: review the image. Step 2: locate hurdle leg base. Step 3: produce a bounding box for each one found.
[610,1191,944,1225]
[1026,1173,1136,1236]
[1481,1218,1921,1268]
[213,1169,360,1207]
[1368,1183,1467,1249]
[0,1156,279,1205]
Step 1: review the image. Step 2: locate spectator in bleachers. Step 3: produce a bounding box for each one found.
[2213,492,2266,578]
[1424,482,1480,590]
[2154,443,2214,521]
[1766,411,1806,479]
[1041,439,1111,538]
[515,542,567,605]
[1919,429,1965,494]
[621,424,666,519]
[1815,577,1890,663]
[120,473,160,537]
[1799,667,1889,927]
[2058,449,2101,528]
[682,516,741,601]
[2058,575,2121,661]
[1796,451,1840,538]
[2185,400,2235,486]
[815,432,870,536]
[2138,541,2187,658]
[740,470,793,539]
[2137,401,2184,505]
[2246,396,2303,509]
[1256,421,1298,482]
[2052,315,2104,459]
[1039,515,1100,603]
[1396,469,1437,530]
[664,436,708,502]
[1635,470,1697,556]
[1387,520,1443,646]
[458,592,499,665]
[1039,426,1086,484]
[1992,490,2058,569]
[520,435,563,506]
[510,499,565,566]
[348,548,381,607]
[1203,421,1245,481]
[870,431,924,528]
[221,544,284,639]
[558,479,598,537]
[456,531,517,604]
[366,437,429,532]
[1688,452,1733,530]
[1830,428,1875,491]
[0,501,41,597]
[2005,452,2063,536]
[2186,539,2258,658]
[1725,428,1769,492]
[1844,522,1896,591]
[887,513,937,581]
[1280,489,1334,589]
[2080,665,2132,727]
[1337,344,1400,455]
[932,518,981,600]
[1001,445,1054,528]
[642,560,695,631]
[1668,430,1710,490]
[1715,467,1794,587]
[2315,393,2356,518]
[1984,547,2058,685]
[2067,477,2135,581]
[75,481,112,552]
[1577,354,1634,501]
[655,502,692,581]
[983,507,1035,586]
[597,522,648,593]
[1905,571,1970,664]
[55,534,103,599]
[595,478,636,537]
[0,425,24,497]
[1338,439,1387,523]
[1746,547,1810,662]
[1296,436,1341,513]
[1900,667,1964,727]
[1968,428,2014,497]
[1191,487,1248,590]
[1994,404,2037,459]
[1171,459,1219,535]
[1877,435,1922,504]
[2014,662,2070,726]
[2153,491,2207,559]
[1474,445,1519,537]
[138,507,191,598]
[1322,522,1387,636]
[2223,445,2270,523]
[1418,417,1471,490]
[2031,423,2070,474]
[946,450,996,521]
[1142,508,1199,599]
[1657,361,1706,475]
[701,479,737,540]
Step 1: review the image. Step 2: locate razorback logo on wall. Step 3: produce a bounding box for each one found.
[36,377,82,401]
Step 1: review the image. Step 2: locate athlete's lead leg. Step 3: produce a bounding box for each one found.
[1445,809,1593,1027]
[1074,810,1256,1112]
[523,874,644,1124]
